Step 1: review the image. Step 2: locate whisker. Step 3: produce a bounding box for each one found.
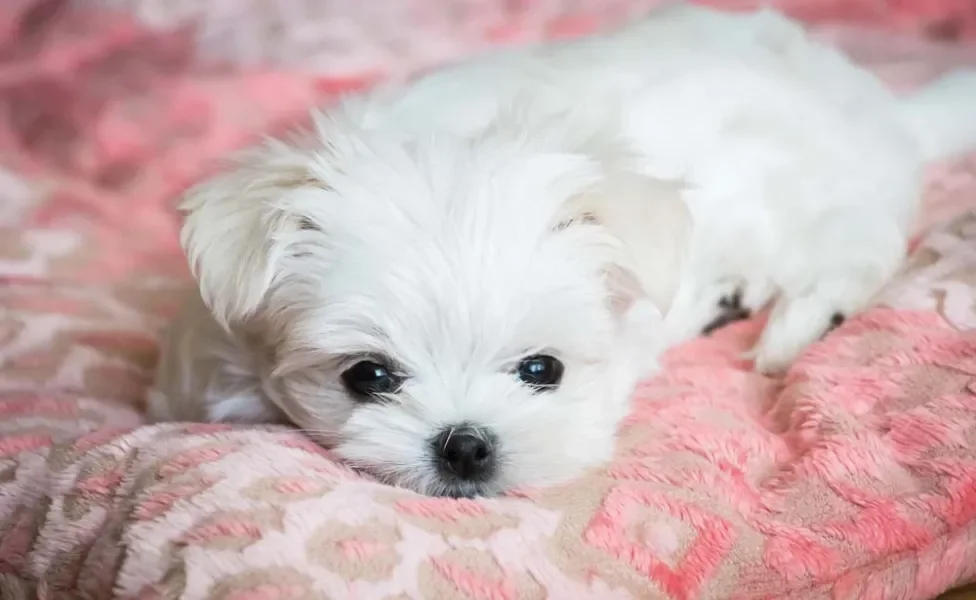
[442,426,456,452]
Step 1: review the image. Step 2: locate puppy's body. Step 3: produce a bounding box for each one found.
[152,6,976,497]
[372,7,957,371]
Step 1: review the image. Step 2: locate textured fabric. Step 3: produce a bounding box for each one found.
[95,0,976,70]
[1,1,976,598]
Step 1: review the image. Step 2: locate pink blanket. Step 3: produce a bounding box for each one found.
[1,1,976,598]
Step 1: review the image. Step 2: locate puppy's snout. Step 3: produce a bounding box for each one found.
[432,425,496,481]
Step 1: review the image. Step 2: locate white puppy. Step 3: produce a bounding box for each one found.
[150,5,976,497]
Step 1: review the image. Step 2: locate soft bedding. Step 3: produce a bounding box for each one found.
[2,1,976,598]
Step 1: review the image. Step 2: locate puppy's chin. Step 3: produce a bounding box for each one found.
[337,450,594,499]
[385,472,504,499]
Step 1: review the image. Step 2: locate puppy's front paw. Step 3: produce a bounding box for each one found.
[701,290,751,335]
[751,295,846,375]
[666,274,775,345]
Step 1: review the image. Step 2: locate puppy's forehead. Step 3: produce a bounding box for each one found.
[330,250,611,368]
[310,133,598,241]
[304,139,614,361]
[327,140,593,275]
[329,208,599,343]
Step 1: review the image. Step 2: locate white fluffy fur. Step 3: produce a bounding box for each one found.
[151,5,976,497]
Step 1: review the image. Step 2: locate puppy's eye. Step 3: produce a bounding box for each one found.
[515,354,564,391]
[341,360,402,398]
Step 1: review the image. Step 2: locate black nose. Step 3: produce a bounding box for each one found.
[432,426,495,481]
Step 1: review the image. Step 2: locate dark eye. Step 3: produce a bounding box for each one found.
[341,360,402,398]
[515,354,564,391]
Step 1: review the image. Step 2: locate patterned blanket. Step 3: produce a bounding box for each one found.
[2,1,976,598]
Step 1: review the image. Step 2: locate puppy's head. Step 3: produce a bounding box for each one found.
[181,109,689,497]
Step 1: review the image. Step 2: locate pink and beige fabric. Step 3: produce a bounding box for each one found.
[1,1,976,598]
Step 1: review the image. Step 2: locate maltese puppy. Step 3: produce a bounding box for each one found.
[151,5,976,497]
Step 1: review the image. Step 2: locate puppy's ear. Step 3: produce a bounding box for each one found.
[573,172,692,315]
[180,140,326,328]
[499,98,692,314]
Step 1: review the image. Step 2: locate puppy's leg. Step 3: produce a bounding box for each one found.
[751,213,906,374]
[701,275,779,335]
[666,275,741,343]
[701,289,750,335]
[666,270,775,342]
